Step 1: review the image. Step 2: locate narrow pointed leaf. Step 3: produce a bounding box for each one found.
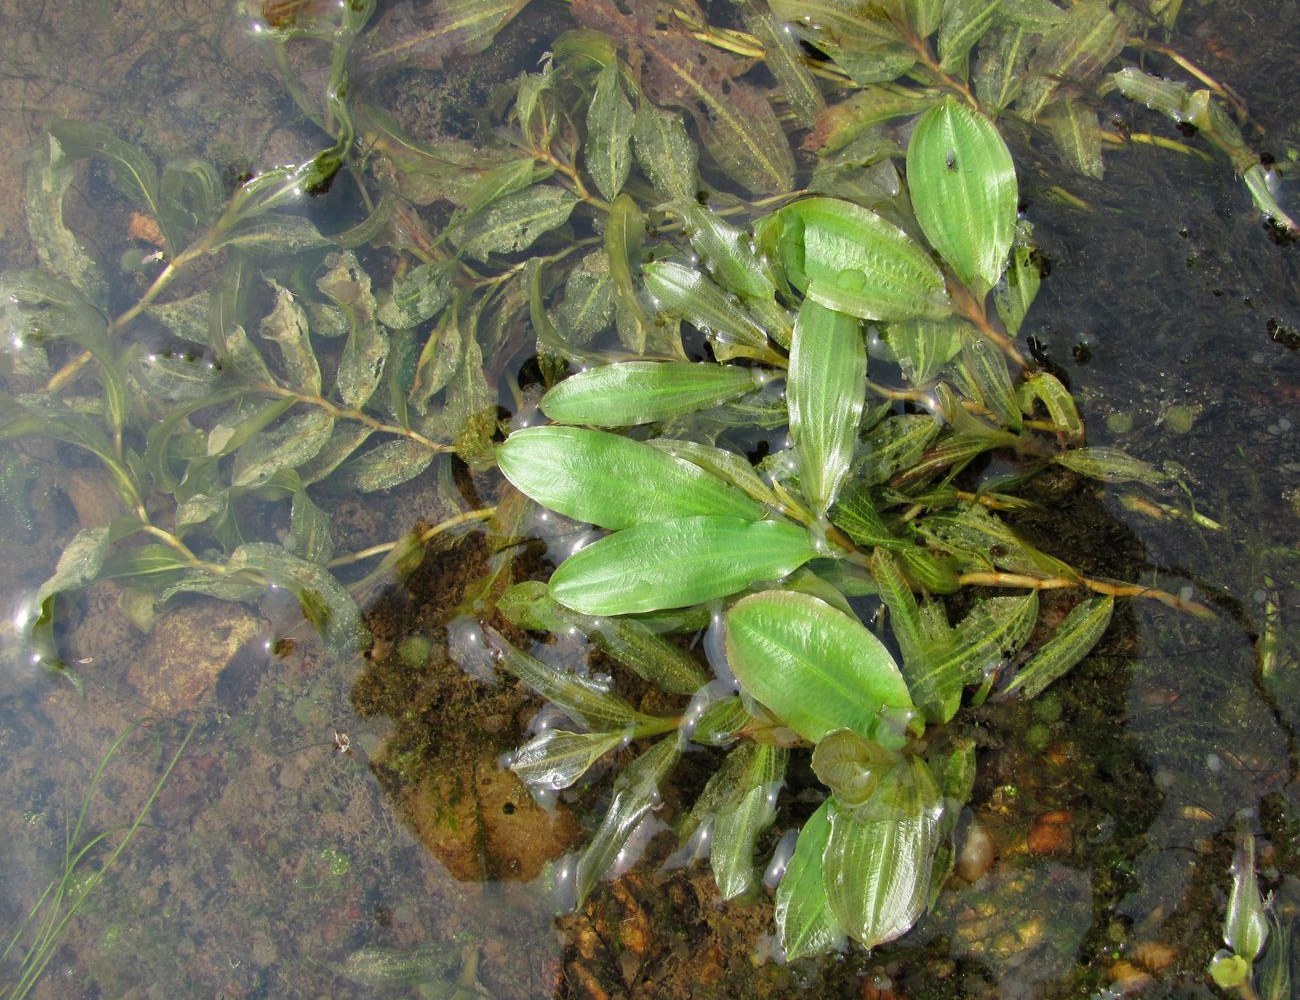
[725,590,914,746]
[1054,447,1171,485]
[231,410,334,489]
[676,202,775,303]
[319,254,388,411]
[711,743,788,899]
[510,729,628,790]
[586,61,635,200]
[552,517,818,615]
[605,194,651,353]
[541,361,762,426]
[258,282,320,394]
[498,426,763,529]
[822,758,944,949]
[1017,371,1082,443]
[553,250,614,347]
[1004,595,1113,699]
[776,801,845,960]
[994,225,1043,337]
[789,299,865,515]
[1044,97,1104,178]
[855,413,942,485]
[1225,830,1269,961]
[574,737,680,905]
[883,318,965,385]
[643,261,772,360]
[906,99,1017,296]
[484,626,659,731]
[939,0,1004,73]
[939,592,1040,685]
[738,0,825,128]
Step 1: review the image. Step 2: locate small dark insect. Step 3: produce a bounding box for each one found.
[945,149,957,171]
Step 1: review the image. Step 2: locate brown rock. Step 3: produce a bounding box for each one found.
[1026,811,1074,855]
[128,600,264,713]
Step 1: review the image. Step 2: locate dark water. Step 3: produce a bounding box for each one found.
[0,2,1296,999]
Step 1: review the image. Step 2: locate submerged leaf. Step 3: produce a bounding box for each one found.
[551,516,818,615]
[453,185,579,262]
[362,0,535,71]
[906,99,1017,296]
[1004,595,1113,699]
[510,729,628,790]
[498,426,763,529]
[586,61,636,201]
[573,736,680,905]
[822,758,944,949]
[725,590,914,746]
[710,743,788,899]
[775,801,845,960]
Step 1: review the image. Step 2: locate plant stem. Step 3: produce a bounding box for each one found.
[328,507,497,570]
[253,383,454,454]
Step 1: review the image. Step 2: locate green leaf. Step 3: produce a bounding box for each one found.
[689,696,751,746]
[822,758,944,949]
[643,261,772,362]
[25,134,107,303]
[509,729,628,790]
[484,626,662,731]
[812,729,901,809]
[498,581,709,695]
[34,526,111,607]
[551,516,818,615]
[906,98,1017,296]
[228,543,365,656]
[1225,830,1269,961]
[725,590,915,747]
[919,503,1079,581]
[573,737,680,905]
[1019,0,1126,119]
[409,301,463,415]
[158,156,223,251]
[632,99,698,201]
[711,743,788,899]
[586,61,635,200]
[340,438,437,492]
[48,120,161,236]
[1017,371,1082,443]
[959,331,1022,430]
[1004,595,1113,700]
[319,253,388,411]
[768,197,950,321]
[377,260,457,330]
[676,202,776,303]
[940,591,1040,685]
[973,24,1033,112]
[288,488,334,565]
[231,410,334,489]
[605,194,652,354]
[1053,447,1171,485]
[362,0,534,68]
[789,299,865,516]
[1043,97,1104,178]
[553,250,614,348]
[939,0,1004,73]
[647,438,778,508]
[883,317,965,385]
[775,801,846,960]
[498,426,763,529]
[737,0,825,128]
[994,222,1043,338]
[770,1,914,84]
[453,184,579,262]
[854,413,941,486]
[541,361,762,427]
[257,282,320,394]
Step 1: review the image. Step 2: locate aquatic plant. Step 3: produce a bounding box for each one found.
[0,0,1290,966]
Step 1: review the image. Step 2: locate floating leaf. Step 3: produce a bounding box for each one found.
[551,516,818,615]
[788,299,865,516]
[499,426,762,529]
[1004,595,1113,699]
[725,590,914,746]
[453,184,578,262]
[766,197,950,321]
[510,729,628,791]
[822,758,943,950]
[711,743,788,899]
[906,98,1017,296]
[586,61,635,200]
[542,360,762,427]
[573,736,680,905]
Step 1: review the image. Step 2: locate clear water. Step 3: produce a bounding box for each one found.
[0,2,1296,998]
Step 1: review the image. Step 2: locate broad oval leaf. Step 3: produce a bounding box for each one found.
[788,299,866,516]
[632,99,698,201]
[811,729,900,808]
[643,261,771,359]
[550,516,818,615]
[906,99,1017,296]
[775,801,846,961]
[725,590,915,746]
[498,426,763,529]
[454,184,579,262]
[768,198,950,321]
[822,758,944,950]
[541,361,763,426]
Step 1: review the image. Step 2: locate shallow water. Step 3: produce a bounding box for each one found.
[0,2,1297,999]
